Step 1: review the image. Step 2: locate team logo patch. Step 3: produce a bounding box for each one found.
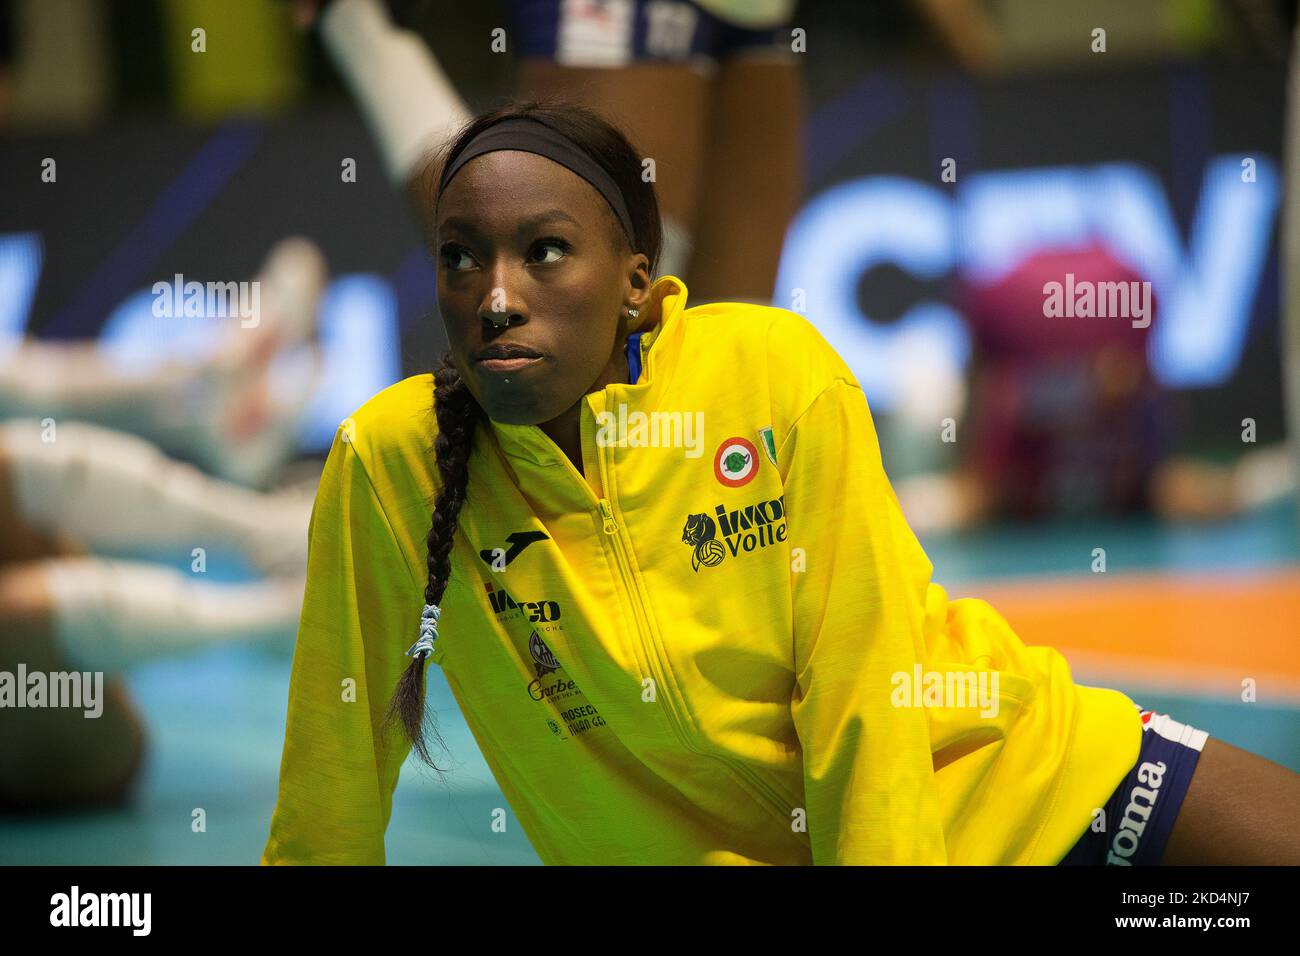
[680,494,787,571]
[758,426,778,466]
[681,513,726,571]
[482,582,609,741]
[714,436,759,487]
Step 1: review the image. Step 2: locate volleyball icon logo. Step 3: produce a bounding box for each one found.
[681,512,725,571]
[714,436,760,487]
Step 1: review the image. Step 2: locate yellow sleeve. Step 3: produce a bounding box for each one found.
[261,427,425,865]
[782,378,949,864]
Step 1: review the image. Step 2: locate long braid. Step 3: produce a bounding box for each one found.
[383,350,482,769]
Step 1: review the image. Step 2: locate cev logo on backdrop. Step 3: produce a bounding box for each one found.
[0,154,1278,450]
[774,154,1281,412]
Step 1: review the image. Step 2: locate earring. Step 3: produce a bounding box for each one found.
[628,308,639,318]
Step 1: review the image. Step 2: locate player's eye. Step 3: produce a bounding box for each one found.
[440,243,475,271]
[530,238,572,264]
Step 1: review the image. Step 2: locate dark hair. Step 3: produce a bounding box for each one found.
[382,99,665,770]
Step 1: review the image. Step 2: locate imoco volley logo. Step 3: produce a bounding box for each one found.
[681,494,788,571]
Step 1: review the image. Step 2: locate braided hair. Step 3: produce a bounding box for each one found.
[382,99,664,770]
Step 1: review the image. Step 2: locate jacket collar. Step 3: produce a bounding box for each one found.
[486,274,690,464]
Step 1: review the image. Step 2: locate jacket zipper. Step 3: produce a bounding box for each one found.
[589,467,794,828]
[535,409,794,827]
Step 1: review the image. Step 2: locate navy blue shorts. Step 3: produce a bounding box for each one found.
[505,0,796,71]
[1058,706,1209,866]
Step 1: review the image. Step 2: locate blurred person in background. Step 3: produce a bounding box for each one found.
[896,242,1296,533]
[505,0,803,302]
[0,237,328,490]
[0,416,315,811]
[0,237,329,812]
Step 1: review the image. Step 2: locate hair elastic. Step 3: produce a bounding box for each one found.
[406,603,441,659]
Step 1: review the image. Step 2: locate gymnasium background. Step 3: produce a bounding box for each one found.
[0,0,1296,864]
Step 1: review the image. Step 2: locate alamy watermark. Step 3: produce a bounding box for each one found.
[152,273,261,327]
[891,664,1000,718]
[50,886,151,935]
[595,402,705,458]
[0,665,103,718]
[1042,273,1152,328]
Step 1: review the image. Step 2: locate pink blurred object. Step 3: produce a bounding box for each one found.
[956,242,1167,519]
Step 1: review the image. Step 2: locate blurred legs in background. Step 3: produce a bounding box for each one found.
[511,0,802,302]
[517,56,709,285]
[37,556,306,675]
[313,0,803,301]
[0,419,314,811]
[0,563,148,812]
[0,417,312,577]
[0,236,328,489]
[682,53,802,303]
[315,0,470,211]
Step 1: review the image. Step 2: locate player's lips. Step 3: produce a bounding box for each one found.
[474,343,546,375]
[479,356,543,373]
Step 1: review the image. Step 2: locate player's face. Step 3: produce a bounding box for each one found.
[435,150,641,426]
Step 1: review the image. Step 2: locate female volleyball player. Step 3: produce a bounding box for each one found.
[263,100,1300,865]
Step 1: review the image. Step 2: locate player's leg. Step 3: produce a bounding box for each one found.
[509,0,712,281]
[33,556,306,674]
[686,50,803,302]
[0,418,312,577]
[0,451,149,809]
[0,437,75,567]
[0,562,148,811]
[515,58,709,281]
[0,424,307,675]
[1058,707,1300,865]
[1162,736,1300,865]
[0,236,327,488]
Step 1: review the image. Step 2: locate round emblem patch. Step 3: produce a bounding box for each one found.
[714,436,759,487]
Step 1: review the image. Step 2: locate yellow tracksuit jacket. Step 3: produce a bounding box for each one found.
[262,274,1143,865]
